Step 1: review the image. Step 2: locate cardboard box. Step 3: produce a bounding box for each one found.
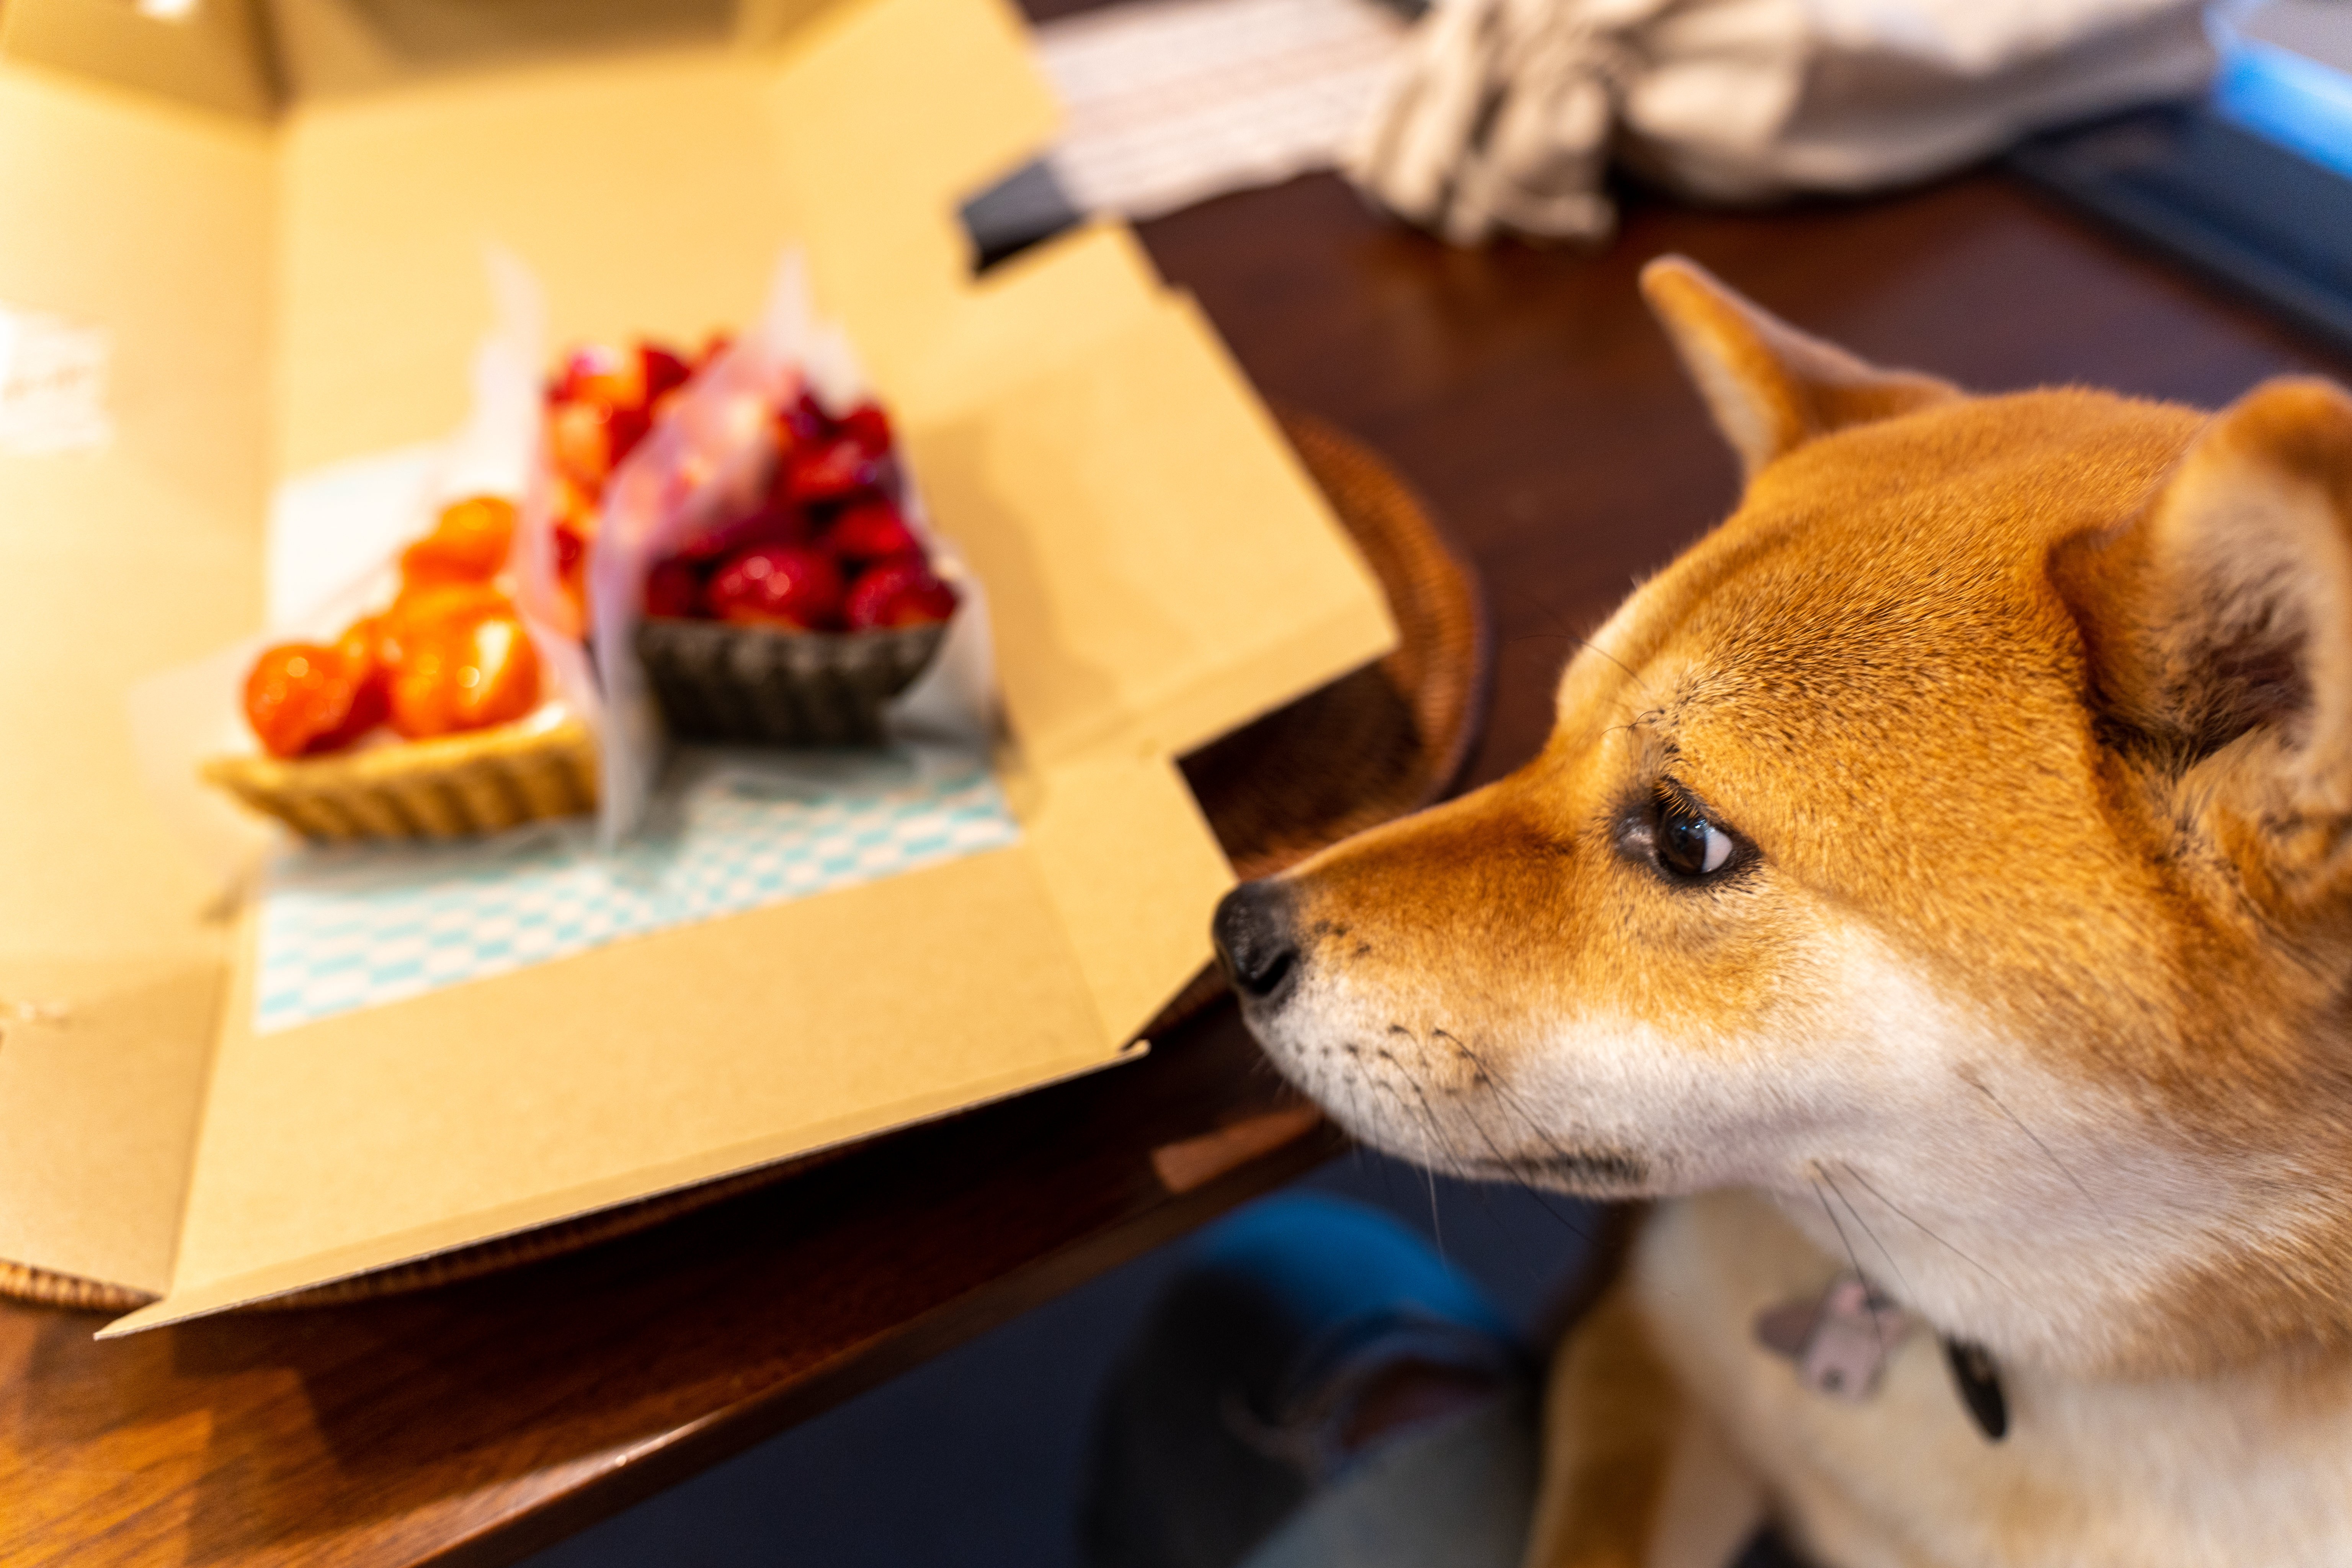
[0,0,1395,1335]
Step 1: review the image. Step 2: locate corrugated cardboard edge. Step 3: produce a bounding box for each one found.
[98,1036,1153,1336]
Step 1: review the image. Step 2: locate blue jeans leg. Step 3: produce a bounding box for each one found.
[1080,1194,1534,1568]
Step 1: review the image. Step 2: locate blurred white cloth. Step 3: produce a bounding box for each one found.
[0,304,110,454]
[1350,0,2218,243]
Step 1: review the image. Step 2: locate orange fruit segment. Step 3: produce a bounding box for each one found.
[399,496,518,592]
[242,642,387,759]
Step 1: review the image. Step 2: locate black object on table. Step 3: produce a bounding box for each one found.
[2010,101,2352,358]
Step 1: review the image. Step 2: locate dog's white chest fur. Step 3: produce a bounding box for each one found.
[1636,1192,2352,1568]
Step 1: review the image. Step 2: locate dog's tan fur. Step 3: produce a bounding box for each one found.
[1232,258,2352,1565]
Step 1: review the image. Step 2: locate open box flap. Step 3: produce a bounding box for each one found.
[0,64,275,1292]
[0,0,855,123]
[0,0,1398,1323]
[94,1036,1135,1336]
[1022,747,1236,1047]
[761,0,1063,400]
[905,287,1396,768]
[0,0,279,120]
[121,838,1122,1326]
[105,719,1229,1333]
[102,727,1235,1335]
[99,942,1142,1338]
[266,0,770,105]
[269,0,1058,472]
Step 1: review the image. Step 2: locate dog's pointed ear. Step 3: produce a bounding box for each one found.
[2056,379,2352,819]
[1639,256,1959,480]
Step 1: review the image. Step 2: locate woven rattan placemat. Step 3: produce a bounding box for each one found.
[2,411,1490,1315]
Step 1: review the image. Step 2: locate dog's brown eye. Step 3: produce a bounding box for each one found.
[1656,799,1734,879]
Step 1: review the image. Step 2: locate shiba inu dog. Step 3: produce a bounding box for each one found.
[1214,257,2352,1567]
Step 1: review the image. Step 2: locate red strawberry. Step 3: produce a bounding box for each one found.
[555,344,643,408]
[783,435,879,505]
[845,560,958,630]
[828,500,923,564]
[640,343,693,403]
[782,391,829,448]
[554,521,587,576]
[644,558,702,619]
[839,402,893,457]
[676,503,808,564]
[608,403,653,468]
[708,544,843,631]
[549,400,652,487]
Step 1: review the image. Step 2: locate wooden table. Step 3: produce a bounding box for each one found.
[8,167,2350,1568]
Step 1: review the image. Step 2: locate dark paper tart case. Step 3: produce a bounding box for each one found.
[635,615,951,746]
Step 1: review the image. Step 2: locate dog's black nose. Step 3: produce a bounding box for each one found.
[1213,880,1301,1005]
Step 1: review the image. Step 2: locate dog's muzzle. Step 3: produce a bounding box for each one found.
[1212,879,1301,1008]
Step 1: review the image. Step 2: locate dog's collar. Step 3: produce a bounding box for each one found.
[1940,1334,2008,1441]
[1755,1275,2008,1442]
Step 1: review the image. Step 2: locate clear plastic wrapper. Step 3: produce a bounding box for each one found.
[582,249,998,844]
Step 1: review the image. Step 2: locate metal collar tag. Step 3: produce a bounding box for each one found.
[1754,1274,2009,1442]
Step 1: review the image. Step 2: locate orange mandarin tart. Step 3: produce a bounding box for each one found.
[387,610,541,740]
[559,344,645,409]
[243,642,386,759]
[389,580,514,632]
[398,495,517,590]
[335,612,401,679]
[550,472,599,534]
[549,399,652,490]
[240,504,544,760]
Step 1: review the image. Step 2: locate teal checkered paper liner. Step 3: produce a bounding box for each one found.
[254,745,1019,1033]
